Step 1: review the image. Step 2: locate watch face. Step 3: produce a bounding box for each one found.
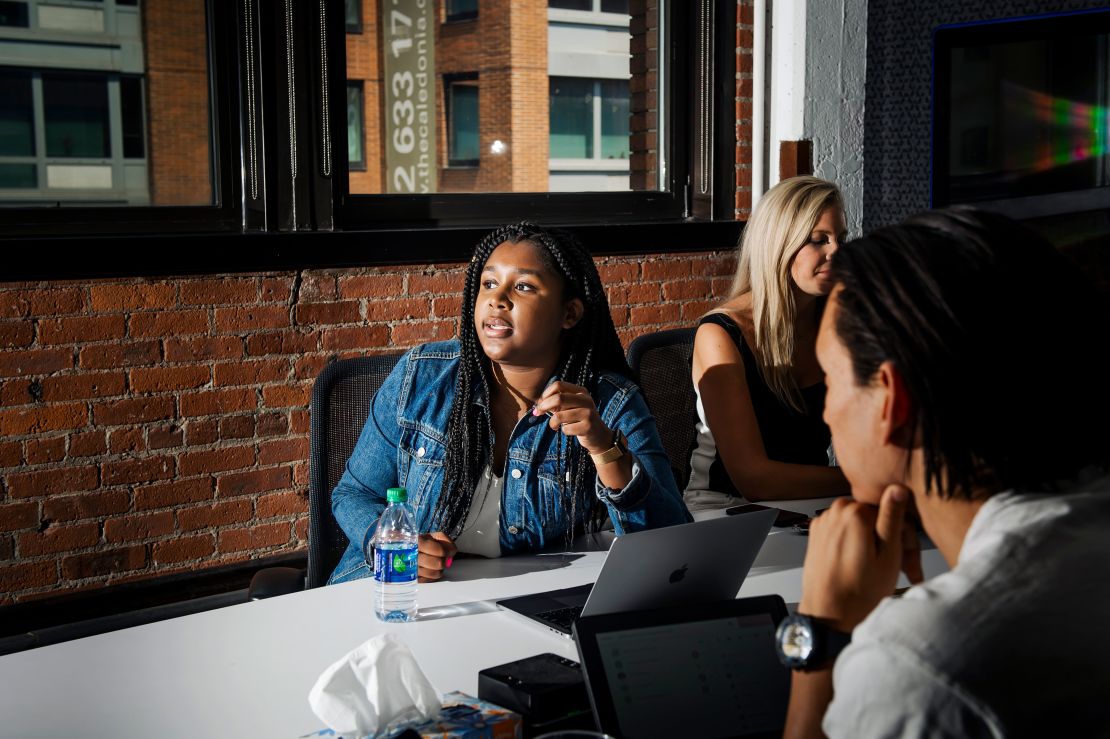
[778,618,815,663]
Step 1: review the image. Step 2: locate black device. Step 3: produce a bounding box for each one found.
[477,652,594,736]
[573,596,790,739]
[725,502,808,528]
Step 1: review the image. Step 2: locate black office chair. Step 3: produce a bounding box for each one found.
[626,328,697,491]
[249,353,403,598]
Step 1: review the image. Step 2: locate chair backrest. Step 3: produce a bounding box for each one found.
[626,328,697,491]
[307,353,403,589]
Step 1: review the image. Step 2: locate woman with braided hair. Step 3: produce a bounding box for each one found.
[329,223,690,584]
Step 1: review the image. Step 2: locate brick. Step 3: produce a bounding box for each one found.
[0,348,73,377]
[178,445,254,477]
[408,272,459,294]
[642,260,693,280]
[0,561,58,591]
[179,387,256,417]
[320,325,390,351]
[108,427,144,454]
[607,283,661,304]
[184,418,218,445]
[89,283,176,311]
[39,315,126,345]
[366,298,428,322]
[682,300,718,321]
[61,545,147,580]
[0,320,34,348]
[0,440,22,467]
[180,279,257,305]
[294,516,309,540]
[258,437,308,465]
[104,512,175,542]
[217,521,290,553]
[597,262,640,283]
[0,403,87,436]
[338,274,405,299]
[214,306,290,332]
[130,365,211,393]
[93,397,174,426]
[662,278,712,301]
[42,490,129,522]
[164,336,243,362]
[25,436,66,465]
[290,410,310,434]
[245,331,318,356]
[213,359,290,387]
[79,340,161,369]
[135,477,214,510]
[293,355,331,380]
[390,321,456,346]
[216,465,292,497]
[256,412,288,437]
[129,309,209,338]
[18,522,99,556]
[42,372,127,401]
[102,456,174,485]
[260,278,292,303]
[218,415,254,439]
[147,424,184,450]
[0,534,11,560]
[609,305,629,327]
[0,502,39,532]
[629,304,682,325]
[152,534,214,564]
[0,379,31,406]
[294,301,361,326]
[68,431,107,458]
[261,383,311,409]
[257,491,305,518]
[297,274,338,301]
[177,500,252,531]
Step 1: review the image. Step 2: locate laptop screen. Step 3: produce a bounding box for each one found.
[574,597,789,739]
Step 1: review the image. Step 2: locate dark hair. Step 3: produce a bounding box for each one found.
[432,222,632,537]
[829,206,1110,499]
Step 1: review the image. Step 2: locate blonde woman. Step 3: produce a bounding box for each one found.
[684,176,850,511]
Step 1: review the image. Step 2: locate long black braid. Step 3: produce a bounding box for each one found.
[431,222,632,542]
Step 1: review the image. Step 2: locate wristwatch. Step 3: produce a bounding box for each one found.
[589,429,628,465]
[774,613,852,671]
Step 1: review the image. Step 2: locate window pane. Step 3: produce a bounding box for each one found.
[600,79,629,159]
[0,163,36,188]
[0,70,34,156]
[44,74,110,158]
[550,77,593,159]
[448,82,479,163]
[345,0,361,31]
[0,1,29,27]
[600,0,629,14]
[347,83,364,168]
[0,1,213,206]
[347,2,658,194]
[446,0,477,19]
[120,76,145,159]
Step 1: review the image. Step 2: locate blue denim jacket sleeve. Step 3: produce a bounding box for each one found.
[594,380,693,532]
[330,351,409,558]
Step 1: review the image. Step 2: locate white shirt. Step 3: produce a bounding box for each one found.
[824,479,1110,738]
[454,466,503,558]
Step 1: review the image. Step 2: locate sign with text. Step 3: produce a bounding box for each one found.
[381,0,437,193]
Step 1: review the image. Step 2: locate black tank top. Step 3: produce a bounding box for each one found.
[691,312,831,497]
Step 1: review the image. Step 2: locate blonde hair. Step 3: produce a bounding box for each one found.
[724,176,843,411]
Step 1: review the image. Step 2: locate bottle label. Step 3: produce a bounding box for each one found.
[373,545,417,584]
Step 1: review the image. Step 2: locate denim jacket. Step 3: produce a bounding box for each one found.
[329,340,691,583]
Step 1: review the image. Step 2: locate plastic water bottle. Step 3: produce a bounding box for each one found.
[369,486,418,622]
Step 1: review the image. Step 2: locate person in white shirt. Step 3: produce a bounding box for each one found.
[779,207,1110,738]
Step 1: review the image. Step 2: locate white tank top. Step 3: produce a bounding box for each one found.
[454,466,503,558]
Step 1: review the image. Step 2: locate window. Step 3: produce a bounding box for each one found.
[549,0,628,13]
[549,78,630,191]
[445,0,477,22]
[0,1,29,28]
[345,0,361,33]
[447,76,479,166]
[347,82,365,170]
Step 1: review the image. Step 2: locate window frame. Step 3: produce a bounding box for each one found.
[444,0,478,24]
[346,80,365,171]
[444,72,479,168]
[344,0,362,33]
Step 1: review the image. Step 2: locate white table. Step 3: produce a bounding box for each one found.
[0,497,947,738]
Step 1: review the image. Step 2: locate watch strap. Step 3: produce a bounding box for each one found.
[776,613,852,671]
[590,429,627,465]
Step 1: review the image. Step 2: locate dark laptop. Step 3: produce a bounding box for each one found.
[496,509,778,637]
[573,595,791,739]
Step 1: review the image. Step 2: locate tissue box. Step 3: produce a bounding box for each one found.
[299,692,521,739]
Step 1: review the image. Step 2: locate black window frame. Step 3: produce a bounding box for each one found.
[444,72,479,168]
[1,0,741,280]
[344,0,361,33]
[445,0,478,24]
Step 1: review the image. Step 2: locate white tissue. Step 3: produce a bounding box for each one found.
[308,633,442,738]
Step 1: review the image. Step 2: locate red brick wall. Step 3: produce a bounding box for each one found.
[736,0,754,217]
[0,251,735,603]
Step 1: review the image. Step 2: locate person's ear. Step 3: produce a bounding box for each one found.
[562,298,584,330]
[876,360,914,449]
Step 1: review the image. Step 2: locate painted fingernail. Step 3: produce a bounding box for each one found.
[531,407,539,416]
[446,557,454,568]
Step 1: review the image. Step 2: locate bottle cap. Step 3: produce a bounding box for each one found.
[386,487,408,503]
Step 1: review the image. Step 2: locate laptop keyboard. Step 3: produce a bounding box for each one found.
[534,605,583,632]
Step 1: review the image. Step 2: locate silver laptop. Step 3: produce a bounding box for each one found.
[496,508,778,638]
